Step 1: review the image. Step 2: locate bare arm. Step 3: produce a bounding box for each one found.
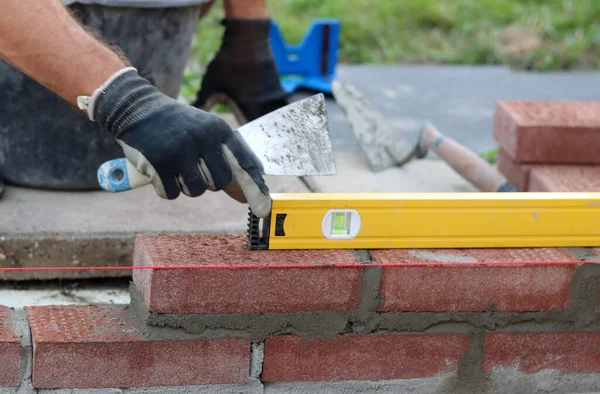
[0,0,127,107]
[224,0,268,18]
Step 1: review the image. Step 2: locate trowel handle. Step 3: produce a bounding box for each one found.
[419,123,517,192]
[97,158,150,192]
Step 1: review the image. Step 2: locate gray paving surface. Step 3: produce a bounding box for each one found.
[305,151,477,193]
[321,64,600,154]
[0,279,130,308]
[0,175,307,236]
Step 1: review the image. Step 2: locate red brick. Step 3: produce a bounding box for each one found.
[371,248,576,312]
[0,306,19,387]
[493,100,600,164]
[26,305,249,389]
[496,148,536,190]
[133,234,362,314]
[262,333,470,382]
[484,331,600,374]
[528,165,600,192]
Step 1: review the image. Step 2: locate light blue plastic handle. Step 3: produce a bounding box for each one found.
[97,158,132,192]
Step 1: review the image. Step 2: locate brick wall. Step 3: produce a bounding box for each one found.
[4,234,600,392]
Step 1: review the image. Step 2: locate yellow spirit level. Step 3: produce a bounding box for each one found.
[246,192,600,250]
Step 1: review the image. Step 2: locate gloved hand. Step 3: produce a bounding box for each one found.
[81,67,271,218]
[193,17,289,124]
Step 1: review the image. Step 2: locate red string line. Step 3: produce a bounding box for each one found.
[0,260,599,271]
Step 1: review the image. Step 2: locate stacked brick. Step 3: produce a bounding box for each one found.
[4,233,600,392]
[493,100,600,191]
[0,307,19,388]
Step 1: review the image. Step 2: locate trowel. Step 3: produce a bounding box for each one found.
[332,79,422,172]
[96,93,337,193]
[333,80,516,192]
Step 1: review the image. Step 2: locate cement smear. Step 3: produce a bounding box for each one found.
[128,284,350,341]
[37,390,123,394]
[485,368,600,394]
[250,343,265,379]
[263,375,458,394]
[36,380,264,394]
[10,309,34,394]
[409,250,478,263]
[122,380,264,394]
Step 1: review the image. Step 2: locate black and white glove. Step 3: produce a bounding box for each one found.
[80,67,271,217]
[193,17,289,123]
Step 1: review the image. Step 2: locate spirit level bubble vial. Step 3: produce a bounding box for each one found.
[322,209,361,239]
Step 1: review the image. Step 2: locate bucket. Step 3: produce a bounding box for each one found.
[0,0,208,189]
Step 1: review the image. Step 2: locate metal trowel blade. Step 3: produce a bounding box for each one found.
[236,93,337,176]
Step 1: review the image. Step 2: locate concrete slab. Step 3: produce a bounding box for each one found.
[324,64,600,155]
[0,280,130,308]
[304,152,478,193]
[0,176,309,280]
[1,175,307,235]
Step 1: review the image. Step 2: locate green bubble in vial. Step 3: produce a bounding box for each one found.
[332,212,347,235]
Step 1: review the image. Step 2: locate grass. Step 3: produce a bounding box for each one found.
[189,0,600,71]
[479,148,500,164]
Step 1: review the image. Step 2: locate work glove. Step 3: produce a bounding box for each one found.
[80,67,271,218]
[193,17,289,124]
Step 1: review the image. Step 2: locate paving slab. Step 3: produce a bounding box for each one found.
[304,151,478,193]
[1,175,307,235]
[0,279,130,308]
[0,175,308,280]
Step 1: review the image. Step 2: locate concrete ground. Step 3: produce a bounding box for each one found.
[2,63,600,307]
[0,278,130,308]
[330,64,600,155]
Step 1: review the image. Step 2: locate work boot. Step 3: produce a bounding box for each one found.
[192,17,289,124]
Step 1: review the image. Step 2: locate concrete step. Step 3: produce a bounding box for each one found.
[0,175,308,281]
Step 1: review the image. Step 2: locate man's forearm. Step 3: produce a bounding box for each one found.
[0,0,127,107]
[224,0,268,18]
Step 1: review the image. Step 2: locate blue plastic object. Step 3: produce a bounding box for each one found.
[269,19,340,95]
[97,158,132,192]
